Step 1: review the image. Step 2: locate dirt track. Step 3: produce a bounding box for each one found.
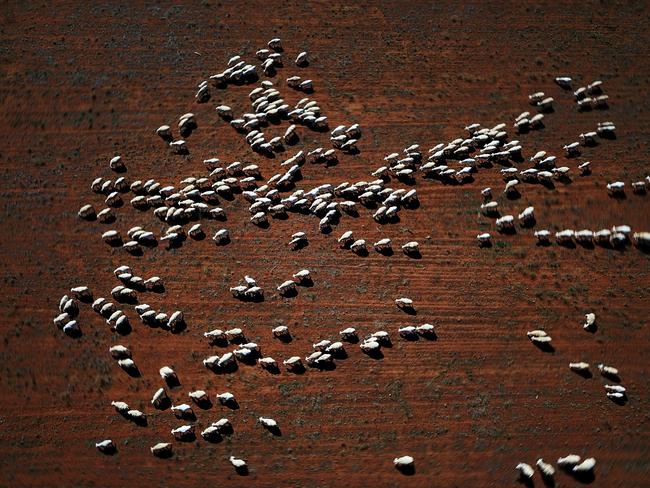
[1,1,649,486]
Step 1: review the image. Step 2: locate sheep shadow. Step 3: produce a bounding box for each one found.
[572,369,593,379]
[533,342,555,353]
[121,364,141,378]
[98,445,117,456]
[420,331,438,341]
[404,250,422,259]
[164,376,181,389]
[396,464,415,476]
[363,349,385,360]
[608,394,628,406]
[288,363,306,374]
[520,218,537,229]
[203,432,223,444]
[153,397,172,411]
[221,399,240,410]
[572,471,596,484]
[264,425,282,437]
[557,241,576,249]
[194,398,213,410]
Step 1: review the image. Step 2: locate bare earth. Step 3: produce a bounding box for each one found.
[1,1,649,487]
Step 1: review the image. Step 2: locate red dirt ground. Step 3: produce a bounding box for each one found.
[1,1,649,487]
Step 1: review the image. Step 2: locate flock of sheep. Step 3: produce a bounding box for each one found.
[54,37,646,481]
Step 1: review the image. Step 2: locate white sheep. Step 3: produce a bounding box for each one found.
[151,442,172,457]
[516,463,534,479]
[171,425,194,440]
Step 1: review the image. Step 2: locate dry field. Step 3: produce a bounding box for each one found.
[1,1,649,486]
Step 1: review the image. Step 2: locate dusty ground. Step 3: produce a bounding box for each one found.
[1,1,649,487]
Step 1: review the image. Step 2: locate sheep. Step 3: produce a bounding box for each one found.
[109,155,125,172]
[591,230,609,247]
[325,342,345,355]
[607,181,625,196]
[373,238,392,252]
[102,230,121,245]
[151,388,170,409]
[398,326,418,338]
[563,142,581,157]
[601,227,623,244]
[292,269,311,283]
[171,403,194,419]
[167,311,185,332]
[171,425,194,441]
[200,426,221,441]
[598,363,619,377]
[536,459,555,478]
[283,356,303,371]
[217,352,236,369]
[156,125,172,140]
[229,456,247,471]
[632,181,647,194]
[159,366,177,382]
[259,417,278,429]
[169,140,187,154]
[555,76,572,88]
[516,463,535,479]
[188,390,208,404]
[572,458,596,474]
[607,391,625,400]
[53,312,70,329]
[350,239,367,254]
[258,357,278,370]
[395,297,414,311]
[78,204,96,220]
[604,384,626,393]
[151,442,173,457]
[277,280,296,295]
[401,241,420,256]
[557,454,582,468]
[633,232,650,248]
[216,392,235,405]
[597,121,616,137]
[62,320,80,336]
[504,180,519,196]
[495,215,514,232]
[213,229,230,245]
[339,327,357,341]
[96,207,114,223]
[476,233,491,246]
[338,231,354,248]
[518,206,535,225]
[109,345,131,359]
[555,229,574,244]
[575,229,594,244]
[580,131,598,146]
[393,455,414,470]
[95,439,115,454]
[534,230,551,243]
[480,201,498,216]
[126,409,145,422]
[360,339,381,353]
[414,324,434,337]
[583,313,596,330]
[529,92,545,105]
[537,97,554,111]
[569,362,590,373]
[211,418,232,434]
[578,161,591,175]
[527,330,552,344]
